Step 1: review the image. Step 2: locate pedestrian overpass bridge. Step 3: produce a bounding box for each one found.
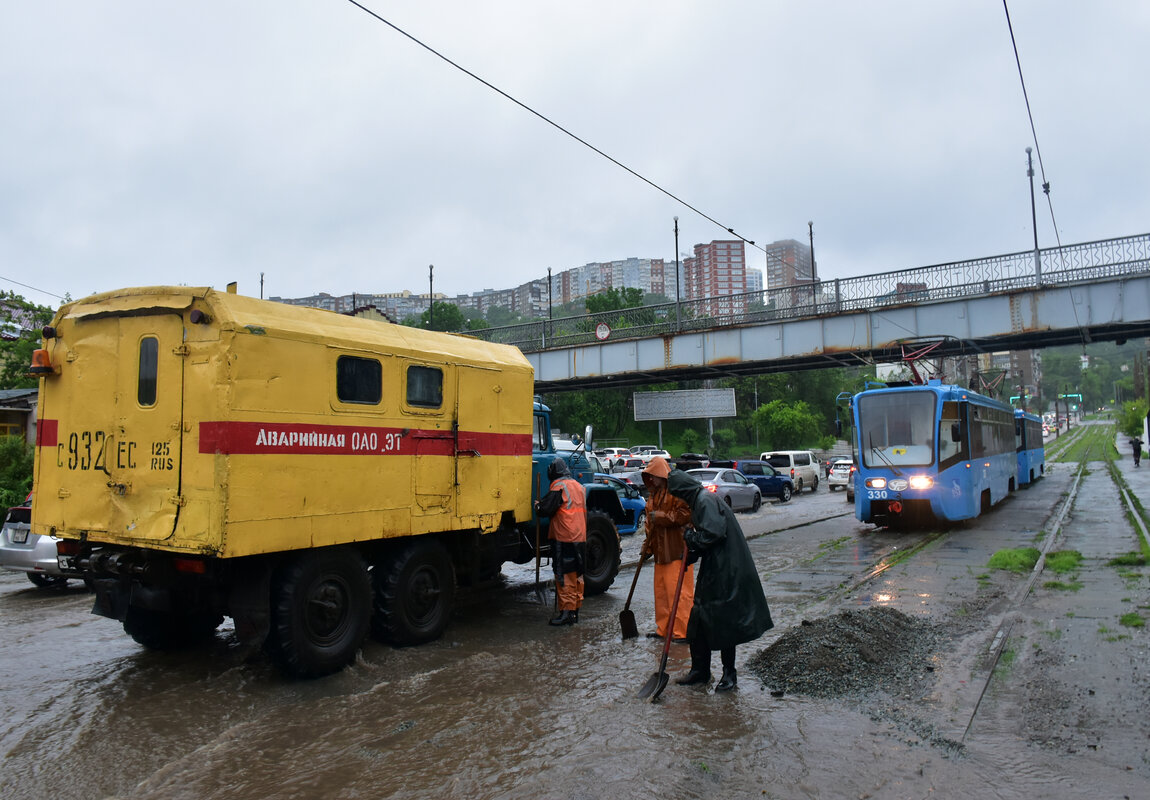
[472,233,1150,392]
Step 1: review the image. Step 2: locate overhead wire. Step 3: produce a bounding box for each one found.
[0,275,65,302]
[1002,0,1062,250]
[341,0,785,265]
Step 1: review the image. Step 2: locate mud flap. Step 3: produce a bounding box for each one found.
[90,577,131,621]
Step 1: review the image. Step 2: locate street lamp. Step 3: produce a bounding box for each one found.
[807,220,817,282]
[1025,148,1042,283]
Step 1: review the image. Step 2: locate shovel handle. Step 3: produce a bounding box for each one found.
[658,543,691,670]
[624,552,648,610]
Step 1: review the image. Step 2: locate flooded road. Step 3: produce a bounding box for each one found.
[3,440,1148,799]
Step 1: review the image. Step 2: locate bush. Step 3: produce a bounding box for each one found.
[1118,399,1148,439]
[0,435,34,508]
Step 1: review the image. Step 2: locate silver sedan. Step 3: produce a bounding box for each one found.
[686,468,762,512]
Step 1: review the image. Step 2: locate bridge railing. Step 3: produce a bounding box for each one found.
[471,233,1150,352]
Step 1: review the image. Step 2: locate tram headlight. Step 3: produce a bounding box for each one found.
[909,475,934,491]
[866,477,887,489]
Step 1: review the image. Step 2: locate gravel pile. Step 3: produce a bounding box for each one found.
[746,606,941,698]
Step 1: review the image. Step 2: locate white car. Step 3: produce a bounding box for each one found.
[827,459,854,492]
[595,448,631,469]
[641,449,672,464]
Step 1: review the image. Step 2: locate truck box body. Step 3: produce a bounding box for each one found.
[32,286,535,557]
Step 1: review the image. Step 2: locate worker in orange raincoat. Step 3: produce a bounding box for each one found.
[535,458,587,625]
[640,457,695,641]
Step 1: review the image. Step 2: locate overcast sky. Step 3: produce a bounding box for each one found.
[2,2,1147,308]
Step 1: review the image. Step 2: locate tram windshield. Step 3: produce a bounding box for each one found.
[857,391,936,468]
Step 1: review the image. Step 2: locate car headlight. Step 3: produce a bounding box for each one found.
[909,475,934,490]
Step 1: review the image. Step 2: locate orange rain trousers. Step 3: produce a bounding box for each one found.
[653,560,694,639]
[556,572,584,611]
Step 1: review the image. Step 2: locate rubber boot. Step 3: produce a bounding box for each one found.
[715,666,738,692]
[549,609,577,626]
[676,667,711,686]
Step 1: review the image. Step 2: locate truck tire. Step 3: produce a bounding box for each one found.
[123,604,223,650]
[582,510,621,596]
[372,539,455,646]
[267,547,371,678]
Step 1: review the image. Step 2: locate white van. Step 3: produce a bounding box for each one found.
[760,450,821,493]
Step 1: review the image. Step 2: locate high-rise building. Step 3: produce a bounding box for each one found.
[763,239,814,289]
[682,240,747,315]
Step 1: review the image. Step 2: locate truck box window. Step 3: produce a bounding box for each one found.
[138,337,158,406]
[407,366,443,408]
[337,356,382,405]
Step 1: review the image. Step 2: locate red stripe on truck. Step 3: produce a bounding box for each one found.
[197,421,532,457]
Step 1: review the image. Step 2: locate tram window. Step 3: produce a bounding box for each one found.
[138,337,158,407]
[406,366,443,408]
[337,356,382,405]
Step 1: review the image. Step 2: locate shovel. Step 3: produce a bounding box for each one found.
[619,553,649,639]
[638,543,690,702]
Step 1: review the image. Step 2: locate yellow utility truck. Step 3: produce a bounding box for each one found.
[31,286,621,677]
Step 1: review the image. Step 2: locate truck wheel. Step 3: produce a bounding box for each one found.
[27,573,69,590]
[124,605,223,650]
[583,510,621,596]
[372,539,455,646]
[267,547,370,678]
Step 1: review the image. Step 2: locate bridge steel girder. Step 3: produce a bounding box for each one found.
[528,274,1150,392]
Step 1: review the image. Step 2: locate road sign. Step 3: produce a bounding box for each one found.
[633,388,736,421]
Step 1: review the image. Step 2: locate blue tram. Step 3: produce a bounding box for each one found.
[851,379,1018,527]
[1015,409,1045,486]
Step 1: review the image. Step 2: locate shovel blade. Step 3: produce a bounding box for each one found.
[637,671,668,701]
[619,609,639,640]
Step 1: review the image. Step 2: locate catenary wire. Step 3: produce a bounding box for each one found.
[341,0,784,264]
[1002,0,1062,250]
[0,275,65,302]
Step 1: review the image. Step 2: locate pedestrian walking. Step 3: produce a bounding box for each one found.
[1133,436,1144,467]
[639,457,695,641]
[534,459,586,625]
[668,469,773,692]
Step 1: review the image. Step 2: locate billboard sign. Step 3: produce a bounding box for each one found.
[633,388,736,421]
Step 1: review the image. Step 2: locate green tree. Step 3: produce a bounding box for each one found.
[1118,399,1148,438]
[680,428,701,454]
[0,291,56,389]
[751,399,825,450]
[585,287,643,314]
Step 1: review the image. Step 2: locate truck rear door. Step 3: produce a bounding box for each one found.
[41,312,186,541]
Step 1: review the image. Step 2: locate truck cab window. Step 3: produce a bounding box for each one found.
[406,366,443,408]
[337,356,382,404]
[138,337,158,406]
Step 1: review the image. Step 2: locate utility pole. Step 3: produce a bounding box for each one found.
[428,264,434,329]
[1026,147,1042,283]
[673,217,681,331]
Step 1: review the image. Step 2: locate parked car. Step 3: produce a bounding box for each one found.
[686,468,762,512]
[641,449,672,464]
[0,494,83,589]
[629,445,658,457]
[760,450,821,493]
[612,470,647,495]
[595,448,631,469]
[677,452,711,469]
[828,459,855,492]
[592,474,647,535]
[612,456,647,475]
[726,459,793,503]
